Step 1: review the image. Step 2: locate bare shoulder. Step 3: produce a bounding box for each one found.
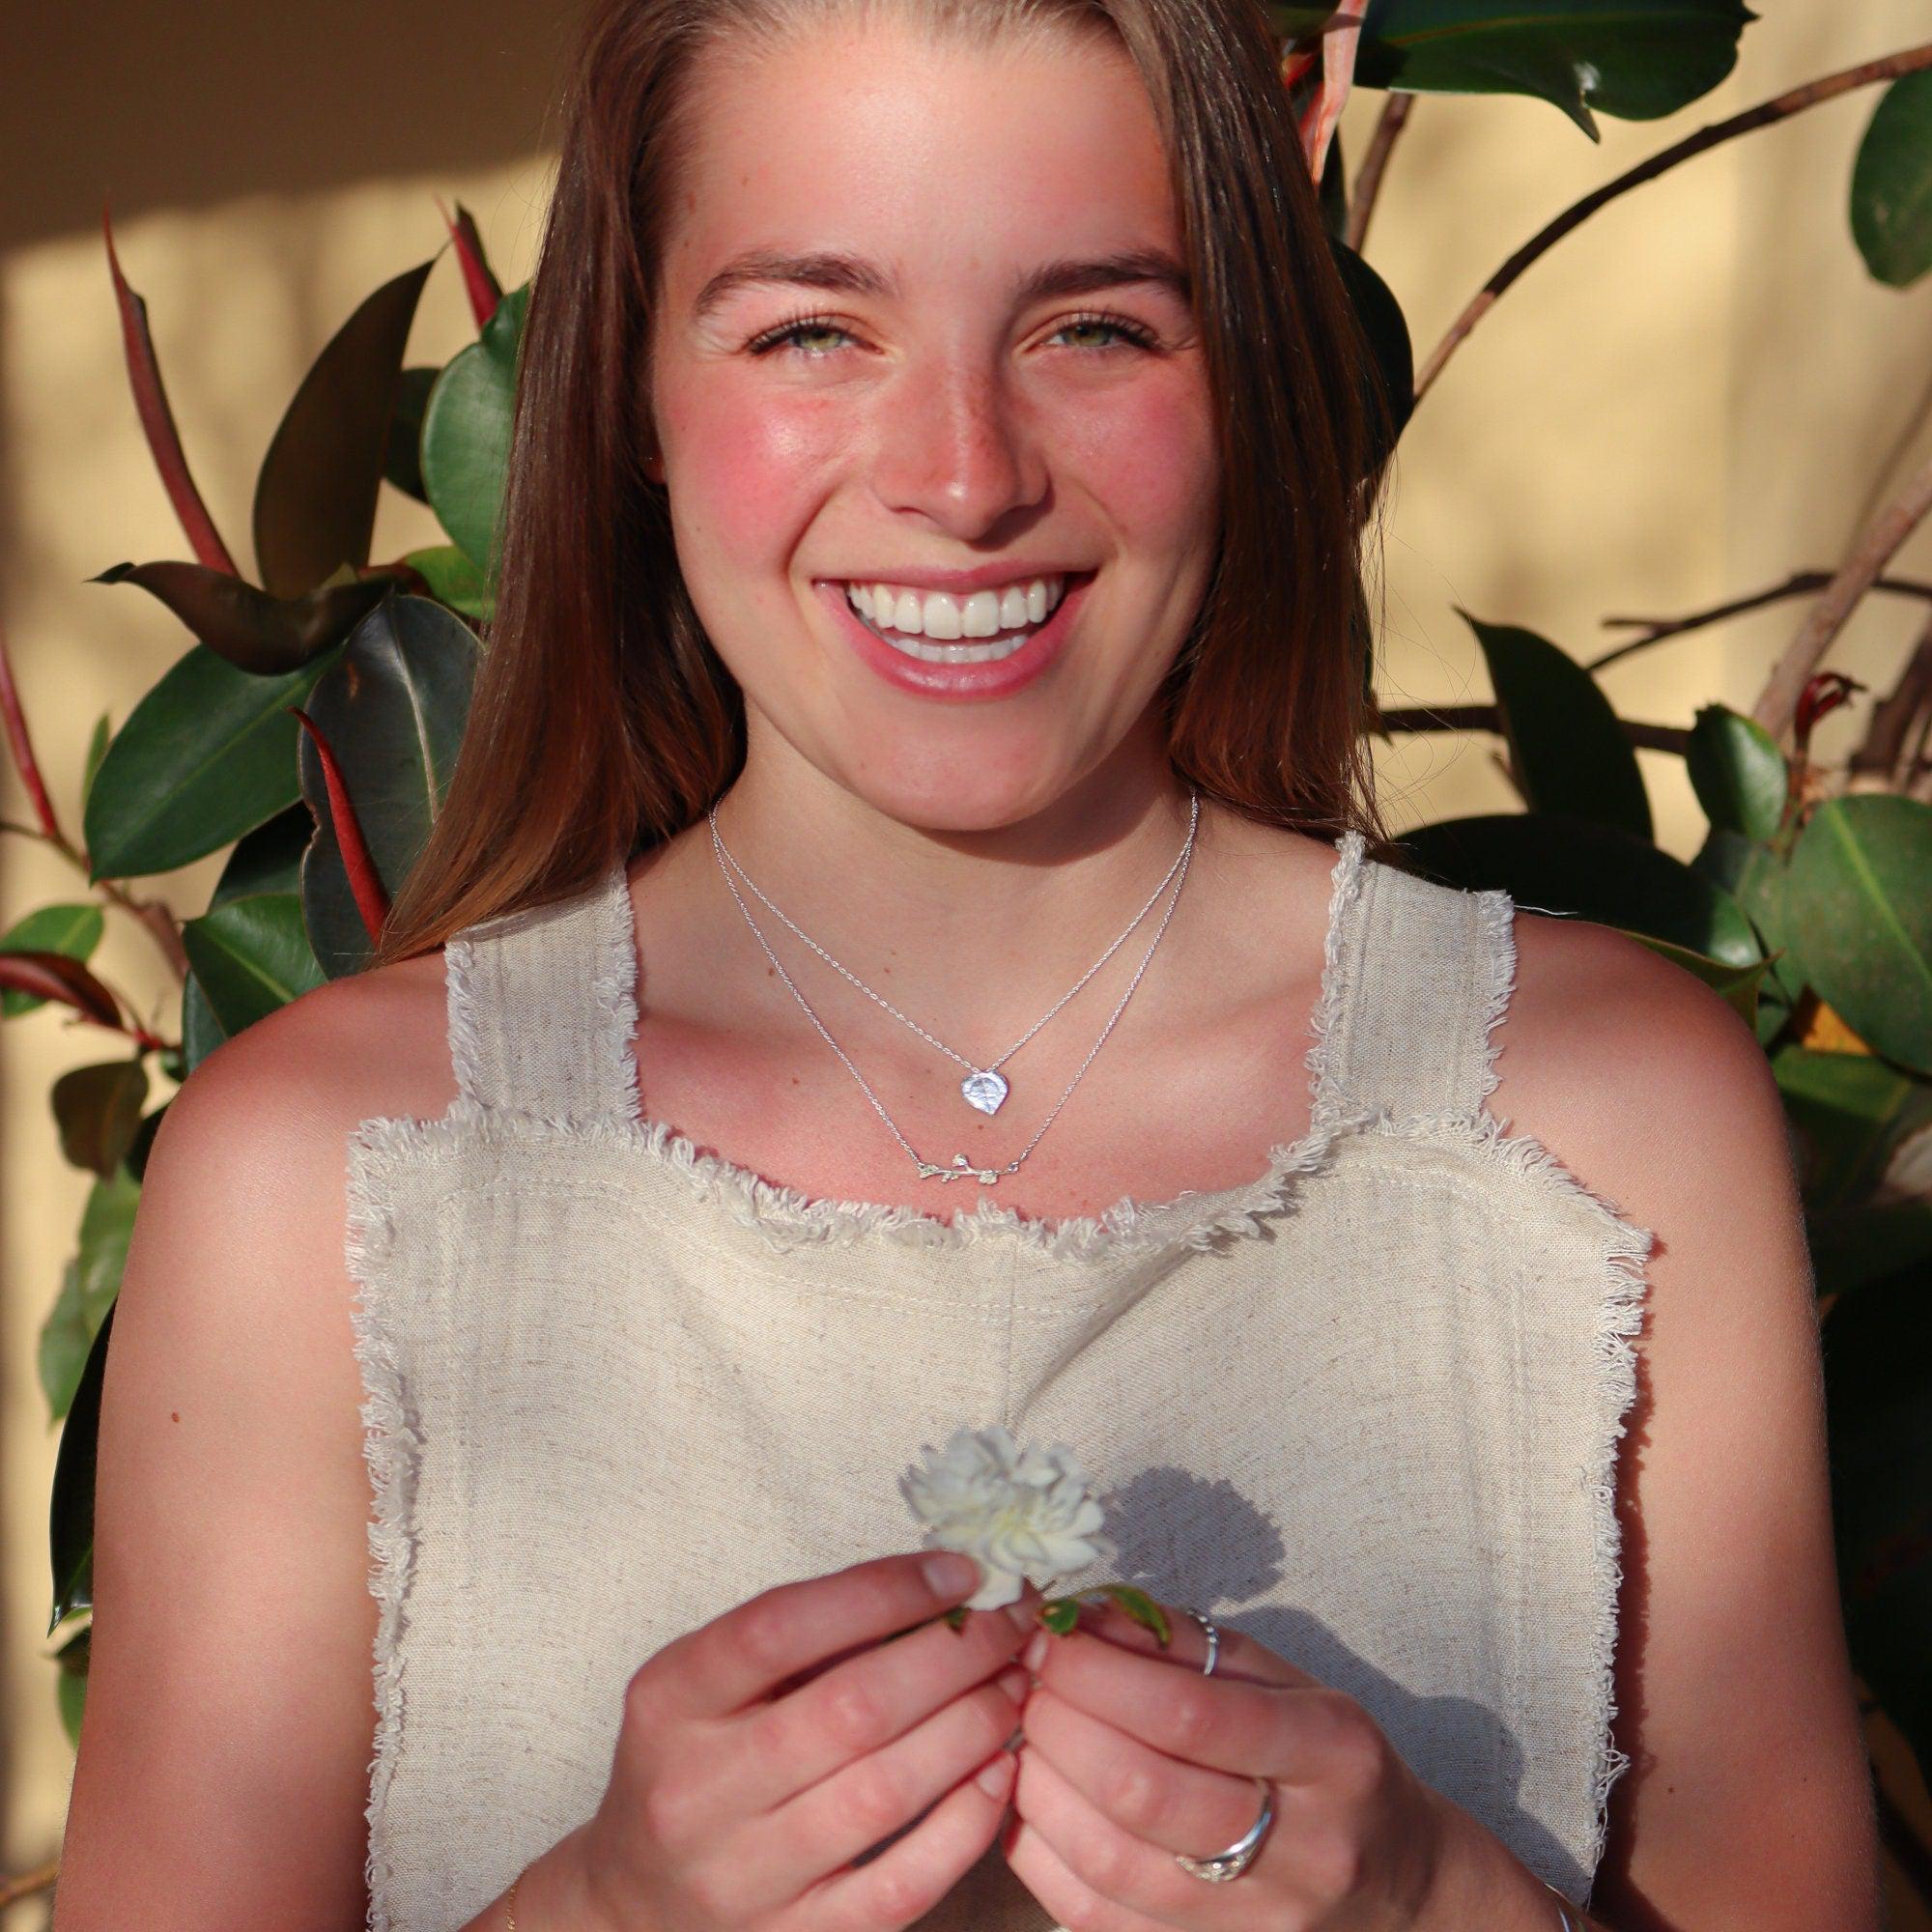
[58,945,456,1930]
[1486,906,1879,1924]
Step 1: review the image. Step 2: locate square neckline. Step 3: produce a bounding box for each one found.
[588,828,1371,1261]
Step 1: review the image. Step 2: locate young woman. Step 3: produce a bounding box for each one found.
[60,2,1878,1929]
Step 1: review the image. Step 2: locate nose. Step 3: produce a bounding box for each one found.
[867,353,1047,540]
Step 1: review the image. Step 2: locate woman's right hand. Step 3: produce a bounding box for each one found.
[553,1549,1037,1930]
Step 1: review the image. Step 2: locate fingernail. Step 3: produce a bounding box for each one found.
[976,1748,1018,1798]
[923,1551,980,1597]
[996,1663,1030,1702]
[1023,1630,1049,1671]
[1004,1599,1037,1633]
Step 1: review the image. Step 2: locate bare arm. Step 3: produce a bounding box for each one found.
[54,974,416,1930]
[1493,914,1880,1932]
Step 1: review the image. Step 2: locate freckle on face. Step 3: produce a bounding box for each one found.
[648,17,1220,827]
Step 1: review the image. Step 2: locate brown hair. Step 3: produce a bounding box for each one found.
[371,0,1394,968]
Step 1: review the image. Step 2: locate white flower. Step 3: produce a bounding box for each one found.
[899,1424,1114,1610]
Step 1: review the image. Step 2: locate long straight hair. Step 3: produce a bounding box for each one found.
[371,0,1394,968]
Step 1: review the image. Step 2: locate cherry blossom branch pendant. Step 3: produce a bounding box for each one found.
[959,1069,1009,1115]
[917,1152,1004,1185]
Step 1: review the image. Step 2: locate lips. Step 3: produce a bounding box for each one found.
[816,570,1094,701]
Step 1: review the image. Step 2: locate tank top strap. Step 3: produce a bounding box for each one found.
[442,856,642,1124]
[1313,835,1517,1124]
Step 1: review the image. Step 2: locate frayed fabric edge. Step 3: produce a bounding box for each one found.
[1360,1104,1653,1897]
[343,1122,426,1932]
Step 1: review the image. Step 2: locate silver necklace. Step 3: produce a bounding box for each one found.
[708,792,1198,1118]
[709,794,1199,1185]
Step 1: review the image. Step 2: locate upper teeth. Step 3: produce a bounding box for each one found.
[843,575,1065,639]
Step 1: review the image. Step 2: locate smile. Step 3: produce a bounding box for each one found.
[839,574,1067,665]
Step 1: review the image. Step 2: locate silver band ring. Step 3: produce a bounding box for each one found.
[1176,1605,1219,1676]
[1174,1774,1274,1882]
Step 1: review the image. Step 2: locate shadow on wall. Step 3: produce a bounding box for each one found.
[8,0,579,254]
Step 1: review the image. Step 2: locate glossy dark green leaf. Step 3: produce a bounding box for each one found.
[1695,826,1804,1008]
[298,595,481,977]
[1,902,104,1018]
[1822,1264,1932,1776]
[403,543,493,621]
[180,892,325,1037]
[1329,232,1412,479]
[124,1102,168,1183]
[1086,1582,1173,1646]
[50,1059,149,1178]
[384,365,440,503]
[1329,0,1756,139]
[1401,812,1758,963]
[1786,796,1932,1074]
[1775,1048,1932,1220]
[1851,71,1932,289]
[1686,704,1787,842]
[49,1300,112,1631]
[1040,1599,1082,1634]
[421,282,529,576]
[179,806,314,1074]
[90,559,393,674]
[1617,929,1770,1030]
[38,1168,138,1423]
[252,258,435,598]
[82,639,343,881]
[1461,615,1652,839]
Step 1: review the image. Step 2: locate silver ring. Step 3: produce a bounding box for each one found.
[1176,1605,1219,1676]
[1174,1775,1273,1882]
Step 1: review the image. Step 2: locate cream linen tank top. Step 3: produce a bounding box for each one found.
[344,830,1652,1931]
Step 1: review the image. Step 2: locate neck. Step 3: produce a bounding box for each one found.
[698,717,1205,1043]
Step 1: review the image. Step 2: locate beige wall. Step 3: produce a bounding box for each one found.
[5,5,1930,1923]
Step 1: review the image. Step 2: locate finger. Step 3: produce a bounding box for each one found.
[768,1668,1027,1877]
[1011,1747,1258,1924]
[744,1585,1038,1803]
[1069,1598,1315,1690]
[798,1742,1019,1931]
[1033,1622,1359,1782]
[1022,1680,1269,1861]
[654,1550,990,1719]
[1001,1814,1173,1932]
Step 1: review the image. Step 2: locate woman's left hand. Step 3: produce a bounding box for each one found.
[999,1595,1463,1930]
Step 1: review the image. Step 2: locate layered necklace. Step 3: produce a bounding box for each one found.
[708,791,1200,1185]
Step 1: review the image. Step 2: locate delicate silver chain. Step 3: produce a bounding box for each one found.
[707,795,1197,1080]
[709,795,1199,1184]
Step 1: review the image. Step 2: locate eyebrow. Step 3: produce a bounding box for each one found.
[690,247,1194,321]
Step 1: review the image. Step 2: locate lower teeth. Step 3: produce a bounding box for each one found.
[857,611,1038,664]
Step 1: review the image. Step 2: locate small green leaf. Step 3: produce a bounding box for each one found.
[1686,704,1788,842]
[944,1604,971,1631]
[1852,70,1932,289]
[1,903,105,1017]
[50,1059,149,1178]
[54,1621,90,1747]
[1462,614,1652,840]
[1089,1583,1173,1647]
[39,1168,139,1422]
[80,712,111,815]
[1040,1599,1082,1634]
[50,1303,113,1631]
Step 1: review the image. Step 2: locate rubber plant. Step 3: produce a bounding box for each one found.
[3,5,1931,1913]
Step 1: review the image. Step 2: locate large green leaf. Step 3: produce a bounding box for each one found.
[1686,703,1787,843]
[1822,1264,1932,1778]
[252,259,435,598]
[421,282,529,579]
[82,640,343,881]
[1320,0,1757,139]
[1851,70,1932,290]
[297,596,482,977]
[1401,811,1758,963]
[403,542,493,621]
[180,893,325,1037]
[1775,1048,1932,1220]
[38,1168,139,1424]
[1462,614,1652,839]
[1,902,104,1018]
[49,1300,112,1632]
[1694,826,1804,1009]
[384,365,440,503]
[1786,796,1932,1074]
[180,806,314,1074]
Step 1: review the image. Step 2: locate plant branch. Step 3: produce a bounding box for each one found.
[1412,41,1932,406]
[0,613,65,843]
[1852,607,1932,783]
[1588,571,1932,672]
[1753,445,1932,742]
[0,1858,57,1911]
[1345,89,1414,254]
[1378,704,1689,755]
[0,811,188,981]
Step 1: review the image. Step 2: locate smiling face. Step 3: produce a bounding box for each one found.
[645,12,1222,832]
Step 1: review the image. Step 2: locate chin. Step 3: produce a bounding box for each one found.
[831,740,1084,837]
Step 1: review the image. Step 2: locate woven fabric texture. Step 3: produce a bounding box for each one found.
[344,830,1652,1931]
